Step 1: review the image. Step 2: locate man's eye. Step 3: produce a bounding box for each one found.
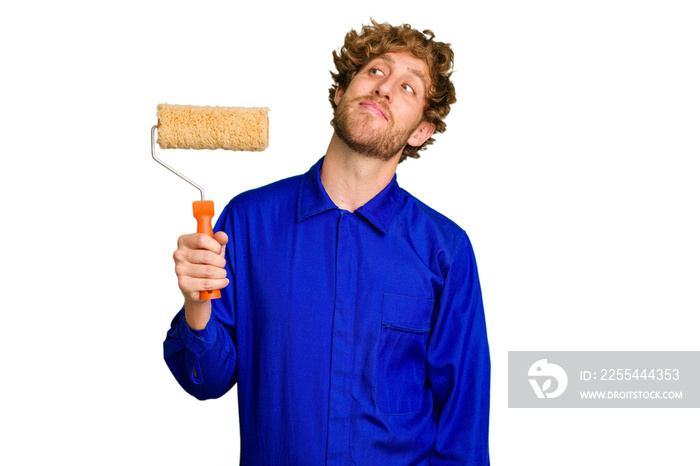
[402,84,415,94]
[370,68,385,76]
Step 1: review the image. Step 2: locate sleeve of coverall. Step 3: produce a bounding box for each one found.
[163,201,238,400]
[427,232,491,465]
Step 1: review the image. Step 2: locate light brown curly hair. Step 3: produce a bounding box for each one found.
[329,19,456,163]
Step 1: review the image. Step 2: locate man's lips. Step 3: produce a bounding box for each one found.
[359,100,388,120]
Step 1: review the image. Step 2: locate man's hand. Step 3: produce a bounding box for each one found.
[173,231,229,330]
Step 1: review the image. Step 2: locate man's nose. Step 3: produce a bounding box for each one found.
[374,77,395,102]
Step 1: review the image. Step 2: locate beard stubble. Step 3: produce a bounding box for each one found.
[332,95,420,162]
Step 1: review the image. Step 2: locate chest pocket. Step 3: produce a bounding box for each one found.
[376,293,434,415]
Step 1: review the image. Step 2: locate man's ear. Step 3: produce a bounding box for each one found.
[407,120,436,147]
[334,87,345,106]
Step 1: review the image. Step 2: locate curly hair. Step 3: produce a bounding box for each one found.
[329,19,456,163]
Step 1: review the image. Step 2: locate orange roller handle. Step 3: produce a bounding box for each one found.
[193,200,221,300]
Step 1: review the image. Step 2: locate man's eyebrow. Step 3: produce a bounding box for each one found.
[375,54,428,90]
[408,67,428,90]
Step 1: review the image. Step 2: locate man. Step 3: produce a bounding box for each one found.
[164,20,490,465]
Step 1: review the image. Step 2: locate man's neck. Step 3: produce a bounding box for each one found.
[321,134,401,212]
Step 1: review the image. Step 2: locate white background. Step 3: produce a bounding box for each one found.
[2,0,698,464]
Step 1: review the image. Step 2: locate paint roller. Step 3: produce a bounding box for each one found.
[151,103,269,300]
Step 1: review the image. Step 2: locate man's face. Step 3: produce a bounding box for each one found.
[332,51,435,162]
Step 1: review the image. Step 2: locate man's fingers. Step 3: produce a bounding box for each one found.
[174,232,229,300]
[213,231,228,247]
[189,249,226,268]
[175,234,226,266]
[214,231,228,258]
[178,233,224,254]
[176,262,228,280]
[178,276,230,299]
[172,247,225,268]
